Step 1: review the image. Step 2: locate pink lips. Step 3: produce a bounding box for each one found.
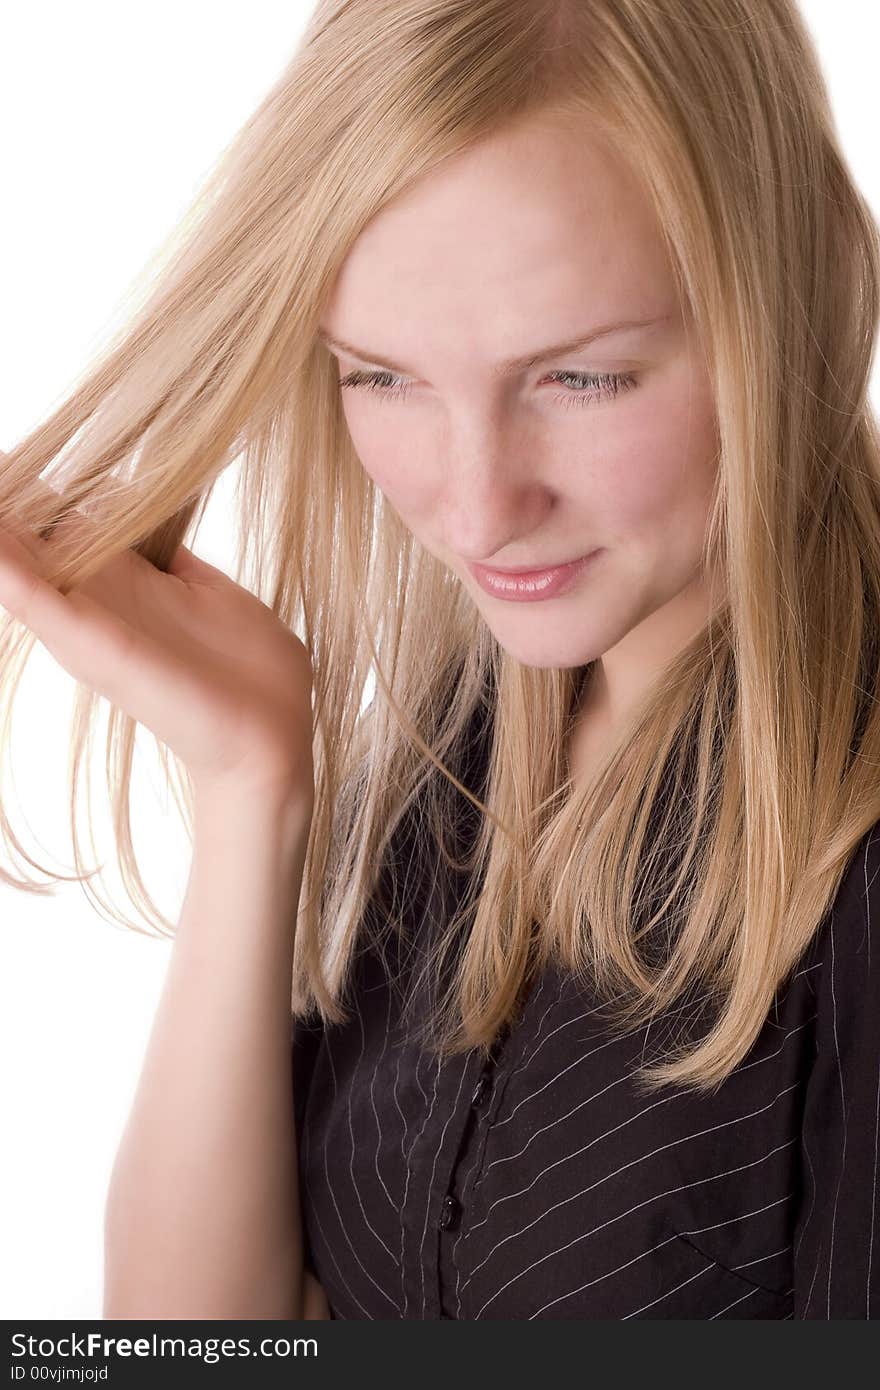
[467,550,601,602]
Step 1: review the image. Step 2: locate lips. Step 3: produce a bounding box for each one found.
[467,550,600,602]
[475,558,582,575]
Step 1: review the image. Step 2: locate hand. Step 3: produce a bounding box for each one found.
[0,457,315,805]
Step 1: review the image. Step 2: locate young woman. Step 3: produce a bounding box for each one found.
[1,0,878,1320]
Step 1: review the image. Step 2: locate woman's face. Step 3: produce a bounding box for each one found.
[320,110,720,672]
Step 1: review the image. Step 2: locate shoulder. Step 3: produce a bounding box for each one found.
[804,817,880,1073]
[813,819,880,977]
[794,817,880,1317]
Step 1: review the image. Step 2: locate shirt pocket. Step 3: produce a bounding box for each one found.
[663,1225,794,1319]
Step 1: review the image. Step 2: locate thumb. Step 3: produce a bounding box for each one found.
[167,542,226,582]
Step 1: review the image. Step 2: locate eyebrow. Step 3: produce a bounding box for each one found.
[316,313,673,378]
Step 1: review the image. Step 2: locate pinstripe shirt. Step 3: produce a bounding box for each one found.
[291,708,880,1319]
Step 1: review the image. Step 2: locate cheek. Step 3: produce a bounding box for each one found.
[342,405,433,511]
[594,373,718,539]
[341,362,720,541]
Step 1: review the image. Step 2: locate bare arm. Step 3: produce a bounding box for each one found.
[0,461,326,1317]
[102,784,330,1320]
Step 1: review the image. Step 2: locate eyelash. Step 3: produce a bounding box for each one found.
[337,367,638,407]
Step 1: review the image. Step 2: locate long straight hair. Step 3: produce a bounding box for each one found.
[2,0,879,1094]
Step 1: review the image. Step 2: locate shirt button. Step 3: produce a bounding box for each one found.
[471,1074,491,1107]
[438,1194,461,1231]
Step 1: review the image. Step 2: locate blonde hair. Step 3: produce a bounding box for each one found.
[2,0,879,1095]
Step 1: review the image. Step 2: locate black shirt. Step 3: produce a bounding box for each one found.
[291,714,880,1319]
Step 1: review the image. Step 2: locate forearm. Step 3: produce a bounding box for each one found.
[102,787,314,1320]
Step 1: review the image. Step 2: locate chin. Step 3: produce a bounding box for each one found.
[487,634,599,672]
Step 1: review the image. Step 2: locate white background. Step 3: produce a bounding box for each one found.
[0,1,878,1319]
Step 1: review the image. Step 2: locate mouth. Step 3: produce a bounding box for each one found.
[466,550,601,603]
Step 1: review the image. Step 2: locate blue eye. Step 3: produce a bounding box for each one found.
[337,368,638,406]
[544,369,638,407]
[338,368,412,400]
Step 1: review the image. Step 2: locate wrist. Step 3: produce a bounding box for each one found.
[191,775,314,843]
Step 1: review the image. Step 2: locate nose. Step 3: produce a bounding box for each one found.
[436,416,553,563]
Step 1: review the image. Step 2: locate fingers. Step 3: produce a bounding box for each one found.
[0,475,87,565]
[0,523,88,651]
[0,460,220,619]
[0,515,49,571]
[166,543,231,587]
[0,456,174,703]
[0,522,156,710]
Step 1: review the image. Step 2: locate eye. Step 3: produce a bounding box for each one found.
[544,369,638,407]
[337,367,638,406]
[338,368,413,400]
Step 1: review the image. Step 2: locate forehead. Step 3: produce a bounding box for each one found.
[323,113,675,355]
